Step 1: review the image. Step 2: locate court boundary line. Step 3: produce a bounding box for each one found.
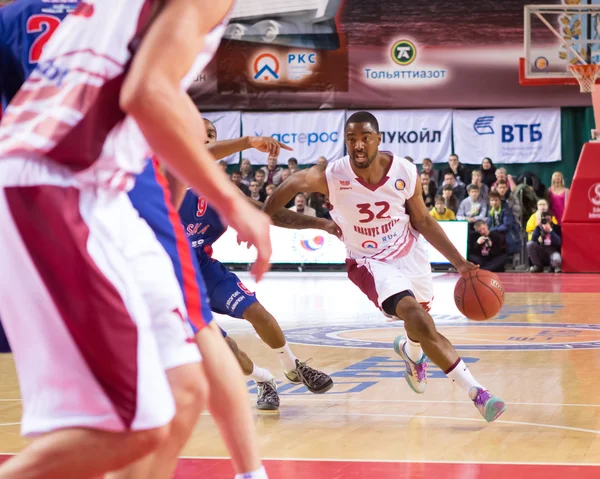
[173,456,600,467]
[0,453,597,467]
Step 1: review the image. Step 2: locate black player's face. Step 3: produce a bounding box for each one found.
[203,120,217,144]
[345,122,381,169]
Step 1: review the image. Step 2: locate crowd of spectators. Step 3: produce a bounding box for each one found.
[226,153,568,273]
[422,155,567,273]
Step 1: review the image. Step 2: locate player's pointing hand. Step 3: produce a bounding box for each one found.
[248,136,293,159]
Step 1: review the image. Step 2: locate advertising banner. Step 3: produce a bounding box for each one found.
[452,108,561,164]
[188,0,588,110]
[241,110,345,164]
[212,221,468,265]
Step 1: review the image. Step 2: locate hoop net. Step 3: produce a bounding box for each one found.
[569,64,600,93]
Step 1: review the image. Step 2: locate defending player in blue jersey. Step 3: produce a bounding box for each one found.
[0,0,78,112]
[178,118,338,408]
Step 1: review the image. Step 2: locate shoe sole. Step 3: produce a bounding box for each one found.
[257,403,280,411]
[393,336,426,395]
[286,372,334,394]
[483,399,507,423]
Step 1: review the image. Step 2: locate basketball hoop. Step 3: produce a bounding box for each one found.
[569,64,600,93]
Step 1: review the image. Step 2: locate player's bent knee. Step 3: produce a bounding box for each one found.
[127,425,170,457]
[242,302,271,324]
[168,364,207,420]
[382,290,416,317]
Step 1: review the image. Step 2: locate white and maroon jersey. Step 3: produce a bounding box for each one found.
[0,0,227,190]
[325,152,420,262]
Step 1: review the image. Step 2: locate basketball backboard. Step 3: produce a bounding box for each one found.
[520,3,600,87]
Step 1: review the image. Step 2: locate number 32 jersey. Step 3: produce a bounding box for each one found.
[325,153,420,262]
[0,0,78,111]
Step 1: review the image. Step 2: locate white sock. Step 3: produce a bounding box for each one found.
[445,359,484,395]
[404,337,424,362]
[274,342,298,372]
[249,364,274,383]
[235,466,268,479]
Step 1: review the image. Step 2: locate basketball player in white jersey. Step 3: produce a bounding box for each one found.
[264,111,506,423]
[0,1,269,478]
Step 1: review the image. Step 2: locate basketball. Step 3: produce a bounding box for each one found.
[454,270,505,321]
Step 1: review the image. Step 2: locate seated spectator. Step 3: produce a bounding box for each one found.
[527,212,562,273]
[288,157,299,174]
[218,160,228,172]
[442,154,471,186]
[316,156,328,168]
[487,191,521,255]
[289,193,316,217]
[261,156,283,186]
[248,179,266,202]
[547,171,569,224]
[265,184,276,199]
[481,157,496,188]
[420,172,436,209]
[254,168,267,193]
[496,180,522,222]
[421,157,440,186]
[430,195,456,220]
[468,220,507,273]
[404,156,414,163]
[442,185,459,214]
[437,172,466,202]
[457,185,487,224]
[491,167,517,192]
[239,158,254,186]
[230,170,249,196]
[526,199,557,241]
[469,169,489,202]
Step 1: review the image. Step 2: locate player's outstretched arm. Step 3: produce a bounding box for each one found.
[263,164,329,216]
[120,0,271,281]
[407,181,478,276]
[247,197,340,237]
[207,136,293,161]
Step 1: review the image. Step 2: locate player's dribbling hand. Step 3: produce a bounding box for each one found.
[226,199,273,282]
[248,136,293,159]
[457,261,479,277]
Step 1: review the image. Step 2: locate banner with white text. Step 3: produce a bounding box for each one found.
[241,110,345,165]
[202,111,242,164]
[452,108,562,165]
[346,110,452,164]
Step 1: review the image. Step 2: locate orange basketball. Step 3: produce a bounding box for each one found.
[454,270,505,321]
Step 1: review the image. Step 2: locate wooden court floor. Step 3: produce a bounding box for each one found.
[0,272,599,478]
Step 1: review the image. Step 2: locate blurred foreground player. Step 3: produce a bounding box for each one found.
[265,111,506,423]
[177,119,335,409]
[0,1,271,478]
[1,1,269,477]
